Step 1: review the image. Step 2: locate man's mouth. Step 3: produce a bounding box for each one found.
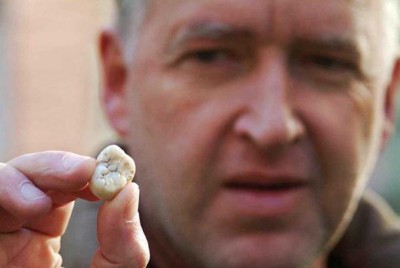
[220,175,310,218]
[224,181,307,192]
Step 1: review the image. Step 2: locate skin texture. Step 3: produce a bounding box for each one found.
[101,0,400,267]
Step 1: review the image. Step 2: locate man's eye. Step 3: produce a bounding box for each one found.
[184,49,236,65]
[292,52,362,87]
[170,46,248,81]
[303,55,355,72]
[194,50,224,62]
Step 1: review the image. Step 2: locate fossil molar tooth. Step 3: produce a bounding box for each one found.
[90,145,136,200]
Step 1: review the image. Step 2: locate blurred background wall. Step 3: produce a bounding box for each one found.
[0,1,17,161]
[0,1,399,267]
[0,0,116,162]
[0,2,117,266]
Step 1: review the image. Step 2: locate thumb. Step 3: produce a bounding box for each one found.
[92,183,150,268]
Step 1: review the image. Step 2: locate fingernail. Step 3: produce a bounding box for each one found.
[125,183,140,222]
[62,153,90,171]
[19,181,46,201]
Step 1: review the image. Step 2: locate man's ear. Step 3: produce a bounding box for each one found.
[99,30,129,137]
[381,57,400,149]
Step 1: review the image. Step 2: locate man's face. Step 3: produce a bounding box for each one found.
[105,0,399,267]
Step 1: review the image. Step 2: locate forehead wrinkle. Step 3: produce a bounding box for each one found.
[167,21,253,52]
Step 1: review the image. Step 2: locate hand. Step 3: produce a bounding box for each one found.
[0,151,149,268]
[92,183,149,268]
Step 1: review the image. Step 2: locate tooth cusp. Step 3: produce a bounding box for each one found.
[89,145,136,200]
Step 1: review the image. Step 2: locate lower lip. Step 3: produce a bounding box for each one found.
[220,185,309,218]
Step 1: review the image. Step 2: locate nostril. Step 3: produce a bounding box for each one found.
[233,108,305,150]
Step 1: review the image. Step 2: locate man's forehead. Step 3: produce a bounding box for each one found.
[144,0,387,27]
[145,0,377,35]
[127,0,397,61]
[146,0,385,10]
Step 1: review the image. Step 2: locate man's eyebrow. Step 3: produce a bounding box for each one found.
[292,36,363,58]
[167,22,253,51]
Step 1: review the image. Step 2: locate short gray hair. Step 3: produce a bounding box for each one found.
[394,0,400,53]
[115,0,146,37]
[115,0,148,60]
[115,0,400,54]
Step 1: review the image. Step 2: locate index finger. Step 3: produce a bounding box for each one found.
[9,151,97,193]
[0,152,98,232]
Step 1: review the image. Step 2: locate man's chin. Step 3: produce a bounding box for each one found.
[197,231,326,268]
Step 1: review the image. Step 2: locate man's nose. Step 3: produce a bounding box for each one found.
[233,51,305,151]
